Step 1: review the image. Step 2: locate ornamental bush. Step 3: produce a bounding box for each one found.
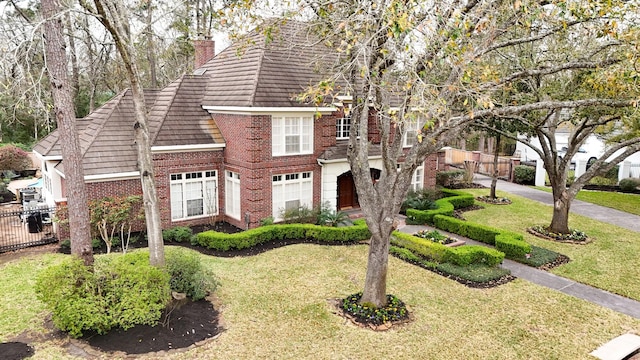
[514,165,535,185]
[162,226,194,243]
[195,219,371,251]
[165,247,218,301]
[619,178,640,192]
[35,252,171,338]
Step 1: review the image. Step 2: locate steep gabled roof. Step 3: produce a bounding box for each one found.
[200,21,338,108]
[34,74,223,178]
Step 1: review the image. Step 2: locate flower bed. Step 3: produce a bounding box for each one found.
[413,229,465,247]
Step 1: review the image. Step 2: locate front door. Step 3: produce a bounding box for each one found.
[337,172,358,209]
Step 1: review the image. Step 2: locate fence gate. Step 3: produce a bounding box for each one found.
[0,205,57,253]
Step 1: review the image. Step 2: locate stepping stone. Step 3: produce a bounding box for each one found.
[590,334,640,360]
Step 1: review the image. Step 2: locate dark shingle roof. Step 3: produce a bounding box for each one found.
[34,74,223,177]
[200,21,338,107]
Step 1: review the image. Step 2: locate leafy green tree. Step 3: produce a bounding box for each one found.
[223,0,640,307]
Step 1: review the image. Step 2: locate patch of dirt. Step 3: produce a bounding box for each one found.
[538,254,571,271]
[82,298,221,355]
[0,342,34,360]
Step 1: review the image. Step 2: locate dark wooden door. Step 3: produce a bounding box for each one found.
[337,172,358,209]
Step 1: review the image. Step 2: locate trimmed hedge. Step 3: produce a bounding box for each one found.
[405,189,474,225]
[433,215,500,244]
[391,231,504,266]
[445,245,504,267]
[391,231,450,263]
[195,219,371,251]
[405,189,533,261]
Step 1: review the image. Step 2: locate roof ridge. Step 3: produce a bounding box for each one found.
[248,37,267,106]
[79,89,128,157]
[149,75,184,144]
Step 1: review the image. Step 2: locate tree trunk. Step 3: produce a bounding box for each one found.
[550,191,571,234]
[42,0,94,266]
[360,220,393,308]
[91,0,165,267]
[490,135,501,199]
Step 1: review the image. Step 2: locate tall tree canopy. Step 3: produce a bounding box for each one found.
[223,0,639,307]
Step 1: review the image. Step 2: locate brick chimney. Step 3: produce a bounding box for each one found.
[194,37,215,69]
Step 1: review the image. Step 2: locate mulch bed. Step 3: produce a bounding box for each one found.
[0,342,34,360]
[527,227,591,245]
[81,298,221,355]
[475,196,512,205]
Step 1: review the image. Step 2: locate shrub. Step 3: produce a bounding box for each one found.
[35,252,171,338]
[444,245,504,267]
[389,245,422,263]
[436,263,511,283]
[391,231,449,263]
[514,165,535,185]
[619,178,640,192]
[259,216,274,226]
[0,144,32,172]
[433,215,500,244]
[165,247,218,301]
[401,188,442,212]
[436,170,465,187]
[495,233,531,259]
[317,204,352,227]
[195,220,371,251]
[280,204,318,224]
[162,226,194,243]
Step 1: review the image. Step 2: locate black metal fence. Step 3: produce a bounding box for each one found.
[0,205,57,253]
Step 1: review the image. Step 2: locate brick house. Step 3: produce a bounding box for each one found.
[33,22,437,231]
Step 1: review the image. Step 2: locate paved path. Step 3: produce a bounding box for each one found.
[474,174,640,232]
[397,220,640,319]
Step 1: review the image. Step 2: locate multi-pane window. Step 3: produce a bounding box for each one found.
[336,116,351,139]
[170,171,218,220]
[272,116,313,156]
[403,120,421,147]
[225,171,241,220]
[272,171,313,220]
[410,164,424,192]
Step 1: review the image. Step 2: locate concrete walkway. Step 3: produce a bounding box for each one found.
[474,174,640,233]
[398,210,640,319]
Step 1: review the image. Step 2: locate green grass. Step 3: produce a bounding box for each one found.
[533,186,640,216]
[0,246,639,359]
[464,188,640,300]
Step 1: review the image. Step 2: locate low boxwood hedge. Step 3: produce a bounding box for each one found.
[195,219,371,251]
[405,189,475,225]
[391,231,504,267]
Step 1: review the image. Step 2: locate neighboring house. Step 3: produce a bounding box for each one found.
[33,22,437,231]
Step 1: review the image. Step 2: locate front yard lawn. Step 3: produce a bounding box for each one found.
[533,186,640,216]
[463,188,640,301]
[1,246,640,359]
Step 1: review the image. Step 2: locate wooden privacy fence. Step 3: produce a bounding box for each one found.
[438,147,517,178]
[0,204,57,253]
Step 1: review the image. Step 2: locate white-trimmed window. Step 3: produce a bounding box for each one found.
[170,171,218,220]
[336,116,352,139]
[403,119,421,147]
[410,164,424,191]
[225,171,241,220]
[272,115,313,156]
[272,171,313,220]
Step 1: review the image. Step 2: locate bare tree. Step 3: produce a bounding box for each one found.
[41,0,94,266]
[81,0,165,266]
